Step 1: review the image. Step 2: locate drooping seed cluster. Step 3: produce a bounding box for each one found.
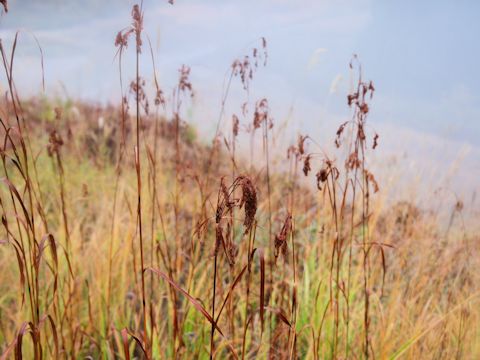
[274,214,292,260]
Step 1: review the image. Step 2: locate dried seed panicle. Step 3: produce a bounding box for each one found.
[346,152,360,170]
[253,98,272,130]
[335,122,348,148]
[316,169,328,190]
[227,241,239,266]
[129,77,149,114]
[231,38,268,91]
[114,4,144,53]
[373,133,379,149]
[131,4,143,53]
[315,161,338,190]
[287,145,296,160]
[178,65,194,98]
[237,176,257,234]
[364,169,379,193]
[47,129,64,157]
[274,214,292,260]
[303,154,311,176]
[232,115,239,138]
[115,30,133,48]
[155,89,165,107]
[298,134,308,156]
[215,224,223,256]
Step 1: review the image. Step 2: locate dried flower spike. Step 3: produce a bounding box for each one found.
[373,133,379,149]
[303,155,311,176]
[237,176,257,234]
[232,115,239,137]
[131,4,143,53]
[274,214,292,260]
[47,129,64,157]
[298,134,308,155]
[316,168,328,190]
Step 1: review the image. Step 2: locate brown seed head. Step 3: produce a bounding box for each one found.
[130,77,149,114]
[237,176,257,234]
[227,242,239,266]
[253,98,270,129]
[316,168,328,190]
[155,89,165,107]
[47,129,64,157]
[115,30,132,48]
[274,214,292,260]
[131,4,143,53]
[346,152,360,170]
[303,154,311,176]
[364,169,379,193]
[373,133,379,149]
[298,134,308,155]
[178,65,194,98]
[232,114,239,137]
[287,145,296,160]
[215,224,223,256]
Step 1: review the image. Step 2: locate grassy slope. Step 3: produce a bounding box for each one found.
[0,97,478,359]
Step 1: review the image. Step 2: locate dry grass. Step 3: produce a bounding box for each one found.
[0,2,479,359]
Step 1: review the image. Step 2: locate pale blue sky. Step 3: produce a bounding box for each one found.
[0,0,479,148]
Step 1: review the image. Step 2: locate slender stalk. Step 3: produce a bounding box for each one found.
[262,117,274,354]
[107,47,128,334]
[135,46,148,356]
[210,252,218,359]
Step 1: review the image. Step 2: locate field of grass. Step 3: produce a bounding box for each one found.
[0,2,479,359]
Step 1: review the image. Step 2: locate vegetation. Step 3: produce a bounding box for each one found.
[0,1,478,359]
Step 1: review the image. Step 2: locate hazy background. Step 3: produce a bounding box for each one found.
[0,0,479,207]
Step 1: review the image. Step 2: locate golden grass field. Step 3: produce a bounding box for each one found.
[0,2,479,359]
